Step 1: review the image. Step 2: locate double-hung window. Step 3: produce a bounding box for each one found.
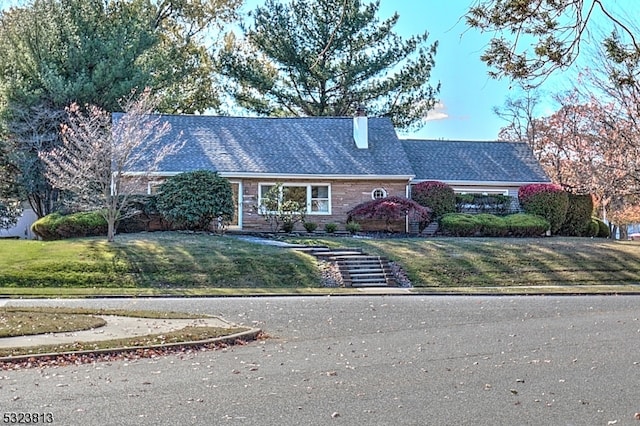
[259,184,331,215]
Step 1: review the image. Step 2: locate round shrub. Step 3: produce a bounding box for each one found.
[345,221,361,234]
[303,221,318,232]
[593,217,611,238]
[503,213,549,237]
[412,181,455,220]
[324,222,338,233]
[32,211,108,240]
[559,193,594,236]
[439,213,481,237]
[518,184,568,234]
[155,171,235,231]
[586,219,599,237]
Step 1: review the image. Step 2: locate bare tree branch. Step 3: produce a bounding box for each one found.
[40,89,182,241]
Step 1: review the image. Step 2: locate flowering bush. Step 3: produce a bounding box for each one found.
[518,184,568,234]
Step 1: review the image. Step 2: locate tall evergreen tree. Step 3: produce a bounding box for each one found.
[218,0,440,130]
[0,0,240,216]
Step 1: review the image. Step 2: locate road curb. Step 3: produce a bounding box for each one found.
[0,327,262,364]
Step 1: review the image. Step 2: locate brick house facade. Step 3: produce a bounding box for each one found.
[121,113,550,232]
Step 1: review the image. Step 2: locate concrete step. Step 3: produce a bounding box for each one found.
[296,245,397,288]
[342,268,385,274]
[351,281,389,287]
[350,272,387,278]
[313,250,363,258]
[294,246,330,253]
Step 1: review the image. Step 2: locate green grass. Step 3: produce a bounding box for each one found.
[287,236,640,288]
[3,232,640,294]
[0,232,320,289]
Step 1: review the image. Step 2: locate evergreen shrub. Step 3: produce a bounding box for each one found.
[475,213,509,237]
[439,213,481,237]
[593,218,611,238]
[559,193,594,236]
[32,211,107,240]
[503,213,549,237]
[155,171,235,231]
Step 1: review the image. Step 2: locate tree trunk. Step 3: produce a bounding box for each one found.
[107,219,116,242]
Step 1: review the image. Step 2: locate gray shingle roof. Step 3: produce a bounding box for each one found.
[123,114,414,177]
[401,139,550,183]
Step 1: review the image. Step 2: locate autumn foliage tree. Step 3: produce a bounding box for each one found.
[498,88,640,236]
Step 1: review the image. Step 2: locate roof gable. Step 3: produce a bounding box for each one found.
[401,139,550,184]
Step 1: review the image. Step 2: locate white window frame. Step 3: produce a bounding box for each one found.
[371,188,388,200]
[453,188,509,196]
[147,181,165,195]
[258,183,331,215]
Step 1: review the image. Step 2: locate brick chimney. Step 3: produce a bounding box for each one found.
[353,105,368,149]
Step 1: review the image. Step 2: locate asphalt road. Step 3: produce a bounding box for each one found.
[1,295,639,426]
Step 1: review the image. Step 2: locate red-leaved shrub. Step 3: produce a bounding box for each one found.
[518,184,568,234]
[347,196,431,232]
[411,181,456,219]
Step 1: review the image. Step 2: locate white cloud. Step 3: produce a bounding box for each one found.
[425,102,449,121]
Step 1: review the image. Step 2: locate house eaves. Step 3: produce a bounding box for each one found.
[411,179,550,186]
[126,171,414,181]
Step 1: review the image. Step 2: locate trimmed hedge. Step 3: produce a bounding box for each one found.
[411,181,456,220]
[32,212,108,240]
[439,213,550,237]
[439,213,480,237]
[559,193,594,236]
[503,213,550,237]
[475,213,510,237]
[518,184,568,234]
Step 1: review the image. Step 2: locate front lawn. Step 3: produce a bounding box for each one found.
[3,232,640,293]
[0,232,320,289]
[287,236,640,288]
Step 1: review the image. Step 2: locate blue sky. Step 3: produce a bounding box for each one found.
[374,1,511,141]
